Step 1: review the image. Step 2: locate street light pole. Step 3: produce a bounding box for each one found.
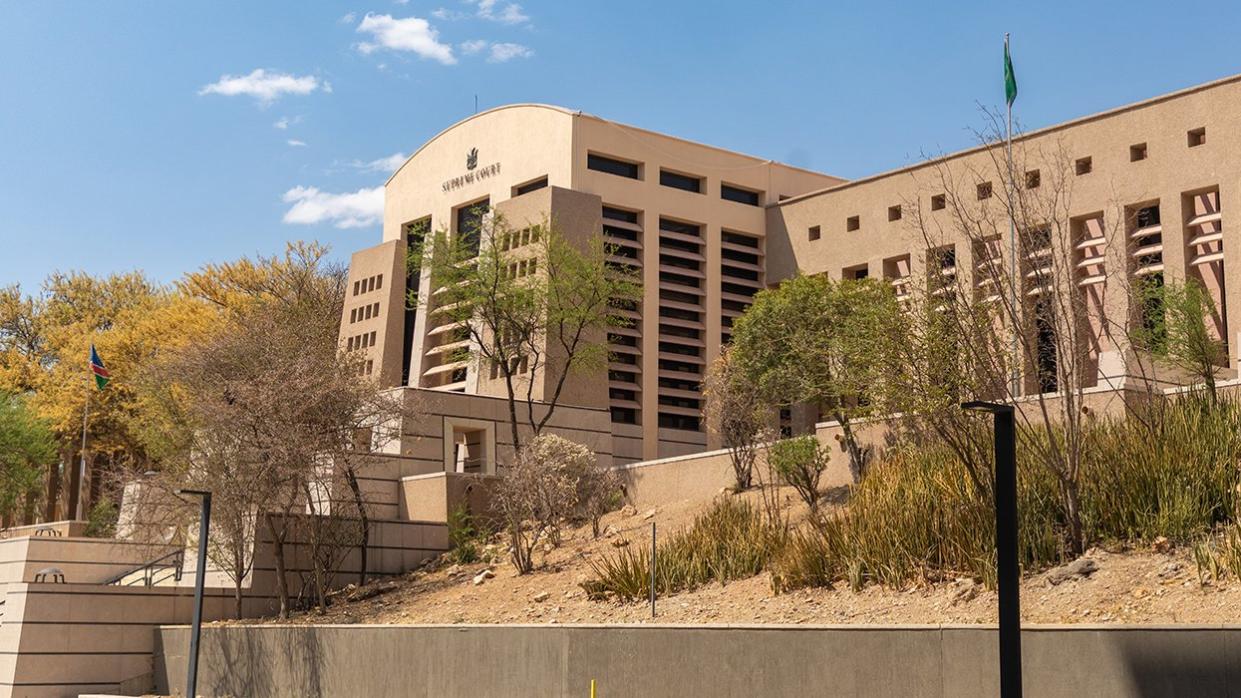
[177,489,212,698]
[961,401,1021,698]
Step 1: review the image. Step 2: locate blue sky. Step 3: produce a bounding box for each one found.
[3,1,1240,292]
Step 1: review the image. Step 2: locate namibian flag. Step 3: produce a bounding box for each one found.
[89,344,110,390]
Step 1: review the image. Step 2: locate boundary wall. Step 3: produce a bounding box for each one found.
[155,623,1241,698]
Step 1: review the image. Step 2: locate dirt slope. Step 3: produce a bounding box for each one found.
[239,490,1240,628]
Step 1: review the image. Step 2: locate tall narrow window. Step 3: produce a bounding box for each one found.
[455,198,490,257]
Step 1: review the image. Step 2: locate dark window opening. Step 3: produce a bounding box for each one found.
[1075,157,1093,175]
[658,359,701,375]
[660,169,703,193]
[931,194,946,210]
[602,206,639,224]
[1025,170,1041,189]
[658,413,700,431]
[721,266,759,282]
[721,248,758,265]
[846,216,860,232]
[1034,299,1058,393]
[721,183,760,206]
[659,218,701,237]
[723,231,759,248]
[514,177,548,196]
[659,324,700,339]
[1135,204,1161,229]
[808,225,821,241]
[659,307,701,322]
[722,282,758,297]
[455,199,489,257]
[588,153,640,179]
[1129,143,1147,162]
[611,407,639,424]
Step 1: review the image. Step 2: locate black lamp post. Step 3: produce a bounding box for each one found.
[177,489,212,698]
[961,401,1022,698]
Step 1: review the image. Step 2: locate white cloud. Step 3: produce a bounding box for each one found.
[356,13,456,65]
[198,69,322,105]
[460,39,488,55]
[287,139,308,147]
[431,7,462,19]
[488,42,533,62]
[473,0,528,24]
[340,11,357,23]
[353,152,408,173]
[282,186,384,229]
[274,117,289,129]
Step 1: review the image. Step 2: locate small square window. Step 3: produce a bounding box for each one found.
[1025,170,1041,189]
[1075,157,1092,175]
[1130,143,1147,162]
[931,194,946,211]
[887,205,902,222]
[808,225,821,241]
[977,182,993,200]
[846,215,860,232]
[1188,127,1206,147]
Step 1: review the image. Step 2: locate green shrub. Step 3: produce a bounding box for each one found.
[1081,393,1241,543]
[773,445,1061,591]
[773,394,1241,593]
[84,499,118,538]
[767,435,829,509]
[445,504,491,565]
[583,498,784,601]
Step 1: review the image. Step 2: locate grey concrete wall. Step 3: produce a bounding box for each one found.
[156,623,1241,698]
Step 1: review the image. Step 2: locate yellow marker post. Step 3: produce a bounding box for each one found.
[590,679,596,697]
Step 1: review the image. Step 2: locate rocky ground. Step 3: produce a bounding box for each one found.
[233,490,1241,628]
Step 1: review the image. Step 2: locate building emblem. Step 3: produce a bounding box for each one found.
[466,148,479,170]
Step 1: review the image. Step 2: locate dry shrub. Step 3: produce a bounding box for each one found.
[495,434,618,574]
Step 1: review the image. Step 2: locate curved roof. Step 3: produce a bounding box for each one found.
[385,103,580,186]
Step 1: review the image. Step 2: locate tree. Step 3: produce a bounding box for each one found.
[767,435,829,510]
[730,275,901,482]
[1132,277,1227,404]
[413,212,640,456]
[905,113,1127,555]
[0,272,192,522]
[147,243,408,617]
[493,434,604,573]
[0,393,56,526]
[703,348,766,490]
[879,276,1007,498]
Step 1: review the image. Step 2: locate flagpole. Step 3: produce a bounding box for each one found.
[1005,33,1020,401]
[77,367,90,521]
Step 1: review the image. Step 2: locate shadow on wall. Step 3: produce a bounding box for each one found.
[1120,632,1239,697]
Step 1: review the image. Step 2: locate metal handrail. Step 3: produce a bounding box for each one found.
[103,548,185,587]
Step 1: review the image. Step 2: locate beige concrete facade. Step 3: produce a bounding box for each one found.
[342,104,840,466]
[342,76,1241,468]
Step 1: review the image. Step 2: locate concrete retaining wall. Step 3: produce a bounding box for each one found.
[155,623,1241,698]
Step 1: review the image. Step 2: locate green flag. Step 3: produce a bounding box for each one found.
[1004,37,1017,107]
